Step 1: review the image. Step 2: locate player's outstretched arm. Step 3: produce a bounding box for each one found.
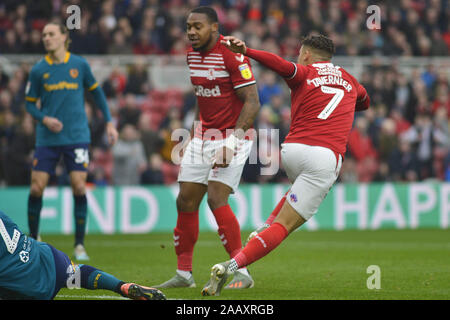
[222,36,295,78]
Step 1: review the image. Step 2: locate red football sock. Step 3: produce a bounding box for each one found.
[265,192,288,225]
[174,211,199,271]
[212,204,242,258]
[233,222,288,268]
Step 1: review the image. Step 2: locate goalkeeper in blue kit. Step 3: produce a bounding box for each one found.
[24,22,118,260]
[0,211,166,300]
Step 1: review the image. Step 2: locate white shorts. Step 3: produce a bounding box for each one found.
[281,143,342,220]
[178,137,253,192]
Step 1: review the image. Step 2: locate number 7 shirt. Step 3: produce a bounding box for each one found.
[245,48,370,158]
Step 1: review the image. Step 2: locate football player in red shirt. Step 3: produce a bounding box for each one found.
[155,7,260,290]
[202,34,370,296]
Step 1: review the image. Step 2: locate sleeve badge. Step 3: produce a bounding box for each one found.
[238,63,252,80]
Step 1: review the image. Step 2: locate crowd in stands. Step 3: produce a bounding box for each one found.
[0,0,449,186]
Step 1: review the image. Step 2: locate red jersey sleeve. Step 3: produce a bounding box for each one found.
[283,63,308,89]
[355,83,370,111]
[223,49,256,90]
[245,48,307,89]
[346,72,370,111]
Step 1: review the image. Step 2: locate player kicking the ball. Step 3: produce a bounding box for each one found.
[155,6,260,290]
[202,34,370,296]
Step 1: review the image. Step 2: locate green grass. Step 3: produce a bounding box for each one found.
[48,229,450,300]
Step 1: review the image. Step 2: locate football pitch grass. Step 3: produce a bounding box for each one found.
[48,229,449,300]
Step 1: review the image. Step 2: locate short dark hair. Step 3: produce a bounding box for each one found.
[301,34,335,59]
[190,6,218,23]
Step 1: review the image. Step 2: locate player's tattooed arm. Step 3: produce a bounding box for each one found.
[234,84,260,139]
[212,84,259,169]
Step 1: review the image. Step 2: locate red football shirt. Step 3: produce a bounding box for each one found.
[187,35,256,139]
[246,48,369,156]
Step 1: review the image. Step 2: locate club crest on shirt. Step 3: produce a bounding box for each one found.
[207,68,216,80]
[69,68,79,78]
[19,250,30,263]
[238,63,252,80]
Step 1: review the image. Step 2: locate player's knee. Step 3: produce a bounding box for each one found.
[71,181,86,196]
[30,181,46,197]
[206,193,228,211]
[176,193,199,212]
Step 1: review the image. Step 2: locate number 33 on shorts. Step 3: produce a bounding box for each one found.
[74,148,89,167]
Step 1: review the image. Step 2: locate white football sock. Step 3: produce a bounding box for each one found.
[236,267,250,277]
[176,269,192,280]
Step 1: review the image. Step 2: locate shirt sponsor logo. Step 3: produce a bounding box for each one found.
[44,81,79,91]
[194,85,221,97]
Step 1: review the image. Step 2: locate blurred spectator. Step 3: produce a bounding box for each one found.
[338,157,358,183]
[112,124,147,185]
[401,113,440,180]
[257,71,283,106]
[90,167,109,186]
[117,93,142,131]
[3,114,35,185]
[24,29,45,54]
[348,116,378,161]
[124,59,151,95]
[0,67,9,90]
[107,29,133,54]
[137,112,164,159]
[0,0,448,58]
[140,153,165,185]
[159,117,182,163]
[388,138,419,182]
[430,29,449,56]
[348,116,379,182]
[377,118,398,162]
[102,67,127,98]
